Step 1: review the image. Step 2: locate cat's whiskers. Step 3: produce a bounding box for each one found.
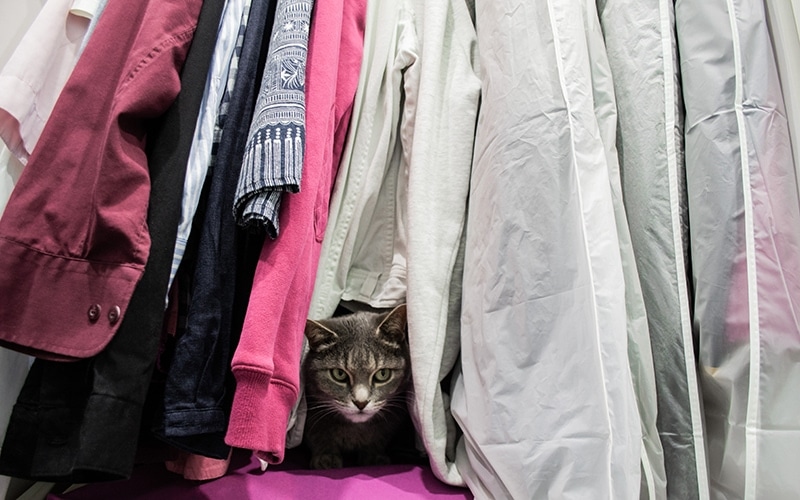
[305,402,343,433]
[302,306,411,469]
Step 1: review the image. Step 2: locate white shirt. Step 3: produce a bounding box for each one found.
[299,0,482,487]
[0,0,101,164]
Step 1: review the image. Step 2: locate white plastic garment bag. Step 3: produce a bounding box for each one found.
[451,0,642,497]
[584,1,667,498]
[597,1,709,498]
[676,0,800,498]
[763,0,800,203]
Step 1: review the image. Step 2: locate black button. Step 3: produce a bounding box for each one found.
[88,304,101,322]
[108,305,121,325]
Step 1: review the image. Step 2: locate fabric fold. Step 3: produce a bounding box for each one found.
[225,0,367,462]
[233,0,313,237]
[452,0,641,496]
[597,0,708,497]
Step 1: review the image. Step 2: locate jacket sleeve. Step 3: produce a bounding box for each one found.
[0,0,200,360]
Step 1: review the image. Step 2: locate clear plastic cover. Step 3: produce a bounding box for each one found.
[677,0,800,497]
[598,0,708,498]
[452,0,641,497]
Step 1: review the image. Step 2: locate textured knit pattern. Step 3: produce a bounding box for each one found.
[234,0,314,237]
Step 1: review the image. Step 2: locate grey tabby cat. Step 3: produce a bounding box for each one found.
[302,304,412,469]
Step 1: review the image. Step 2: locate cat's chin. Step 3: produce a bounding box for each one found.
[342,411,377,424]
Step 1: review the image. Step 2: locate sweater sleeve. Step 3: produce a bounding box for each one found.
[224,0,367,461]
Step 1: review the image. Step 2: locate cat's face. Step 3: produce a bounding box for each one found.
[303,305,410,424]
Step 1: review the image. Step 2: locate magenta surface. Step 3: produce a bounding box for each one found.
[48,450,473,499]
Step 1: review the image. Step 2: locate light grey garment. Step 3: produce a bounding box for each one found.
[677,0,800,498]
[290,0,481,486]
[598,1,709,498]
[763,0,800,204]
[452,0,641,497]
[585,2,667,498]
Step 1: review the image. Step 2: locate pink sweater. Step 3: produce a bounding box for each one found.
[224,0,367,461]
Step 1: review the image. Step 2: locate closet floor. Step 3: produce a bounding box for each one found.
[46,447,473,499]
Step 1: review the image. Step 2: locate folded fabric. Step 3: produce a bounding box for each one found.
[233,0,313,237]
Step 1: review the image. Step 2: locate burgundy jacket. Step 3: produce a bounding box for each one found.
[0,0,203,361]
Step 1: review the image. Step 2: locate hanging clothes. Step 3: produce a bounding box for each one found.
[0,0,208,361]
[223,0,367,464]
[154,0,270,462]
[597,1,709,498]
[402,0,481,485]
[676,0,800,498]
[306,0,418,318]
[298,0,481,485]
[167,0,253,292]
[234,0,313,236]
[451,0,642,497]
[585,3,667,498]
[0,0,220,481]
[0,3,74,496]
[75,0,109,55]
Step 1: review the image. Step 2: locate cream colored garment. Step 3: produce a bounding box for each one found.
[403,0,480,485]
[292,0,481,487]
[70,0,102,18]
[0,0,95,164]
[307,0,417,315]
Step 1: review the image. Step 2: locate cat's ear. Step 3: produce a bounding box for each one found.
[377,304,407,346]
[305,319,338,351]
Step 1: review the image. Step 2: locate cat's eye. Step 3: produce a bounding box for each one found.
[329,368,349,383]
[373,368,392,383]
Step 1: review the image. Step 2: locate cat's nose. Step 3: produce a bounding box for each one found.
[353,399,368,410]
